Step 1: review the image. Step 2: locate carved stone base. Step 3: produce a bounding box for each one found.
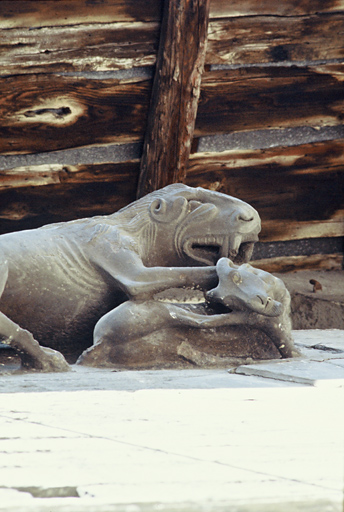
[78,325,281,370]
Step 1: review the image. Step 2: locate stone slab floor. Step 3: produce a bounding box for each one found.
[0,329,343,512]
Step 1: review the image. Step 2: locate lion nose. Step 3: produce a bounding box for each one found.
[234,206,261,235]
[237,213,254,222]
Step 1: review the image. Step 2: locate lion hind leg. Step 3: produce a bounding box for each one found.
[0,311,70,372]
[0,261,69,372]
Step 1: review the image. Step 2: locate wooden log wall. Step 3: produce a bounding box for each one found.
[0,0,343,271]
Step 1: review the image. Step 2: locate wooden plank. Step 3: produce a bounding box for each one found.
[251,254,344,273]
[0,161,140,233]
[261,218,344,242]
[186,139,344,241]
[1,0,343,28]
[0,0,162,28]
[1,64,343,156]
[0,22,160,75]
[0,74,151,155]
[210,0,344,18]
[137,0,211,197]
[0,161,140,190]
[206,14,344,66]
[2,13,343,75]
[2,139,343,242]
[195,64,344,136]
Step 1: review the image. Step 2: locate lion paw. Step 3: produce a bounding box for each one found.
[22,347,70,372]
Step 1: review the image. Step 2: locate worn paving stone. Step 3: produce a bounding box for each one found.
[0,386,343,511]
[0,330,343,511]
[0,498,342,512]
[295,346,342,362]
[328,358,344,368]
[0,367,302,394]
[234,360,344,386]
[293,329,344,352]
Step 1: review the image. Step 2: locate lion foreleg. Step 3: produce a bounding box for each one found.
[163,306,248,328]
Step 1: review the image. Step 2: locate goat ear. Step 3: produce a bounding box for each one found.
[149,197,188,223]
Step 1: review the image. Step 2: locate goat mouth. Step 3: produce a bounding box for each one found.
[183,237,256,265]
[263,298,283,317]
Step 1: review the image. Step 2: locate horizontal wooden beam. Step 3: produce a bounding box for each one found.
[0,0,162,28]
[0,22,160,75]
[206,14,344,66]
[195,64,344,137]
[209,0,344,18]
[1,13,343,75]
[2,138,343,242]
[0,75,152,154]
[0,161,140,190]
[0,161,140,231]
[251,253,344,273]
[1,64,343,155]
[1,0,343,29]
[186,138,344,241]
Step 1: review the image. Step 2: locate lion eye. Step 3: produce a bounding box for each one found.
[154,199,162,211]
[232,272,242,285]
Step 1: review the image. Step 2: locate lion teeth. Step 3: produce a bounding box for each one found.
[228,234,242,257]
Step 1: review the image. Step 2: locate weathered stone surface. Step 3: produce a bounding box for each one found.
[235,360,344,387]
[0,359,343,511]
[276,271,344,330]
[292,329,344,350]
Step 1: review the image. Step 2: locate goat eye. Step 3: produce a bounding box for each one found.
[232,272,242,284]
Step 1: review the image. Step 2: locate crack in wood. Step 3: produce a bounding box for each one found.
[24,107,72,119]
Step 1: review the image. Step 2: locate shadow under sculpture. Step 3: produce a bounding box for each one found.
[0,184,298,372]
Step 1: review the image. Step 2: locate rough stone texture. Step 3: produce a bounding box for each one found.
[83,323,282,370]
[277,270,344,329]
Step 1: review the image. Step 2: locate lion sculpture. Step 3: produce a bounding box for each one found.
[0,184,268,371]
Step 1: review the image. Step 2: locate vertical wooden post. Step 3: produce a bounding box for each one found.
[136,0,210,198]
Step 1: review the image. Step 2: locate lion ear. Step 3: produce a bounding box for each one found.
[149,197,188,223]
[149,198,167,220]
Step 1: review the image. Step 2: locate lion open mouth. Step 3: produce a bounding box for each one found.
[183,236,256,265]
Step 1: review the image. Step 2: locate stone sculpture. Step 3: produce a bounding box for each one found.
[78,257,298,368]
[0,184,297,372]
[206,258,297,358]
